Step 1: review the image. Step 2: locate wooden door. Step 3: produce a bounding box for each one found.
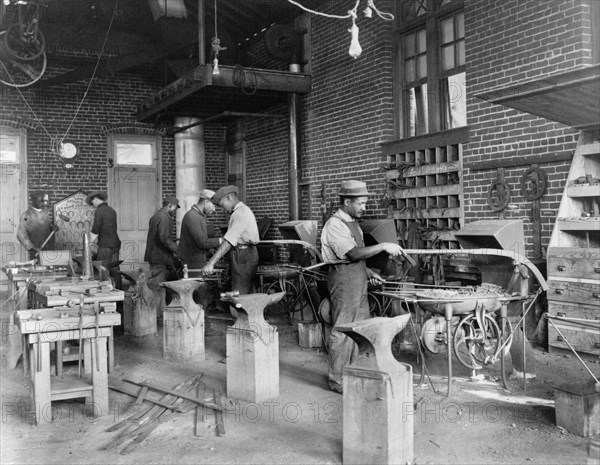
[0,128,27,268]
[108,135,161,271]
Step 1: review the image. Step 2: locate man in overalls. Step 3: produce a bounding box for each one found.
[321,180,405,393]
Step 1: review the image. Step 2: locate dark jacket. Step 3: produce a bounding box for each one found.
[177,205,220,268]
[144,207,178,266]
[91,202,121,248]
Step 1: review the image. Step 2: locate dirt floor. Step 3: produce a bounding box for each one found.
[1,301,599,465]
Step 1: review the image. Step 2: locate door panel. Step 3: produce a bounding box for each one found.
[0,128,26,269]
[108,135,160,272]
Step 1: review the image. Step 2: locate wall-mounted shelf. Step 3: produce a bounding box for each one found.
[547,130,600,356]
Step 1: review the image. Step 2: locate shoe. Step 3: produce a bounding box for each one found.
[329,384,343,394]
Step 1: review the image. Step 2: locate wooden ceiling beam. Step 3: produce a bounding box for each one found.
[39,43,190,87]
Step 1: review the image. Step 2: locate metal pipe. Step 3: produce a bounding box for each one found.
[499,303,509,390]
[174,116,205,237]
[168,111,284,135]
[82,232,93,278]
[444,303,453,398]
[546,315,599,383]
[288,64,301,221]
[198,0,205,65]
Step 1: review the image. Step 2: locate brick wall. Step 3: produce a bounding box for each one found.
[463,0,596,257]
[239,0,396,242]
[0,54,178,208]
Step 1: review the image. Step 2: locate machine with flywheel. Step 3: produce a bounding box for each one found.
[0,0,47,87]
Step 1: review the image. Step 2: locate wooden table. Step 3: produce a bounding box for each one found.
[28,287,124,374]
[1,266,68,369]
[16,307,121,425]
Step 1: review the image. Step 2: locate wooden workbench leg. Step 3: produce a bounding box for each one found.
[90,337,109,417]
[55,342,63,376]
[83,339,92,374]
[22,334,29,376]
[108,329,114,374]
[30,342,52,426]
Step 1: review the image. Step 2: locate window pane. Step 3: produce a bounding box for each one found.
[0,135,18,163]
[417,29,427,53]
[442,45,454,70]
[403,33,415,57]
[408,84,429,136]
[405,58,415,81]
[116,143,153,165]
[417,55,427,79]
[443,72,467,129]
[457,39,465,66]
[457,12,465,38]
[441,17,454,44]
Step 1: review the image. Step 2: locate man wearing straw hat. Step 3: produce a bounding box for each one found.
[321,180,405,394]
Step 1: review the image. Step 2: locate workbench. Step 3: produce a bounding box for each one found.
[27,283,124,374]
[1,266,69,369]
[16,307,121,425]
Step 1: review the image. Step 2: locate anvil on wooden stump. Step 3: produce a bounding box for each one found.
[160,280,205,363]
[120,270,157,337]
[337,314,414,465]
[222,292,285,402]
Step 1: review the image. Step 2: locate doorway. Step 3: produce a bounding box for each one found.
[0,127,27,270]
[108,134,161,271]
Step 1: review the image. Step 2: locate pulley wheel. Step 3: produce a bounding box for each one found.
[319,297,331,325]
[420,316,447,353]
[487,180,510,211]
[264,24,299,63]
[520,166,547,200]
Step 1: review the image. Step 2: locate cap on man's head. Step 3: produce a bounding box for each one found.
[85,191,107,206]
[163,195,181,208]
[198,189,216,201]
[212,185,239,204]
[338,180,370,197]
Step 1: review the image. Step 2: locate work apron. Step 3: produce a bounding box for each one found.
[327,220,369,392]
[230,244,259,295]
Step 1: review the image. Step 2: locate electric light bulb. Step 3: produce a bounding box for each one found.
[348,22,362,59]
[212,57,220,76]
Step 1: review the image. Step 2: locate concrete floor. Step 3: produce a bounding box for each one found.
[1,298,599,465]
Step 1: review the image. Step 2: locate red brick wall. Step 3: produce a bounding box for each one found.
[463,0,596,257]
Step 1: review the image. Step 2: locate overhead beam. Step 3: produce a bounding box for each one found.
[39,42,191,87]
[136,64,311,122]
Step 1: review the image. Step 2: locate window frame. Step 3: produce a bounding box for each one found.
[393,0,465,139]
